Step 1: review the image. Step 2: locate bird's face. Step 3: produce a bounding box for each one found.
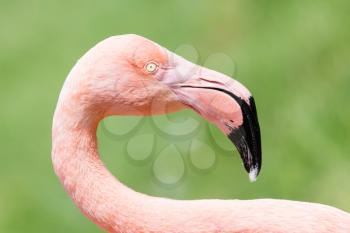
[80,34,261,180]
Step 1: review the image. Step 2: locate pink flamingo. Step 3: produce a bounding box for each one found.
[52,34,350,232]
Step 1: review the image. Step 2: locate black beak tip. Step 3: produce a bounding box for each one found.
[228,131,262,182]
[227,96,262,182]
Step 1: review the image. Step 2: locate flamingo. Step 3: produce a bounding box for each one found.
[52,34,350,233]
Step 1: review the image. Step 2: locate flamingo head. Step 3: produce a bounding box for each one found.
[70,34,262,181]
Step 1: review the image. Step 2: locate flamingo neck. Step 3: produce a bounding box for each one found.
[51,99,248,233]
[52,100,144,232]
[51,96,350,233]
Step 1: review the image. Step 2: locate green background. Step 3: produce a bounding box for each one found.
[1,0,350,232]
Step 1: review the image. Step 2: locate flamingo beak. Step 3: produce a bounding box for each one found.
[162,55,262,181]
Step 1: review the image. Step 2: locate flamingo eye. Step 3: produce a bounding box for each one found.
[145,62,158,73]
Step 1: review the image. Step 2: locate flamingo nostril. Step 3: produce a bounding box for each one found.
[199,77,226,86]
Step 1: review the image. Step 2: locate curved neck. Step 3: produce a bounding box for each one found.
[52,100,137,232]
[51,100,243,233]
[52,97,349,233]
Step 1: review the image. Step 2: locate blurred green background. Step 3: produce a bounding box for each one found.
[1,0,350,232]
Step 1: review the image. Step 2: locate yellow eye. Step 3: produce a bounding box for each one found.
[145,62,158,73]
